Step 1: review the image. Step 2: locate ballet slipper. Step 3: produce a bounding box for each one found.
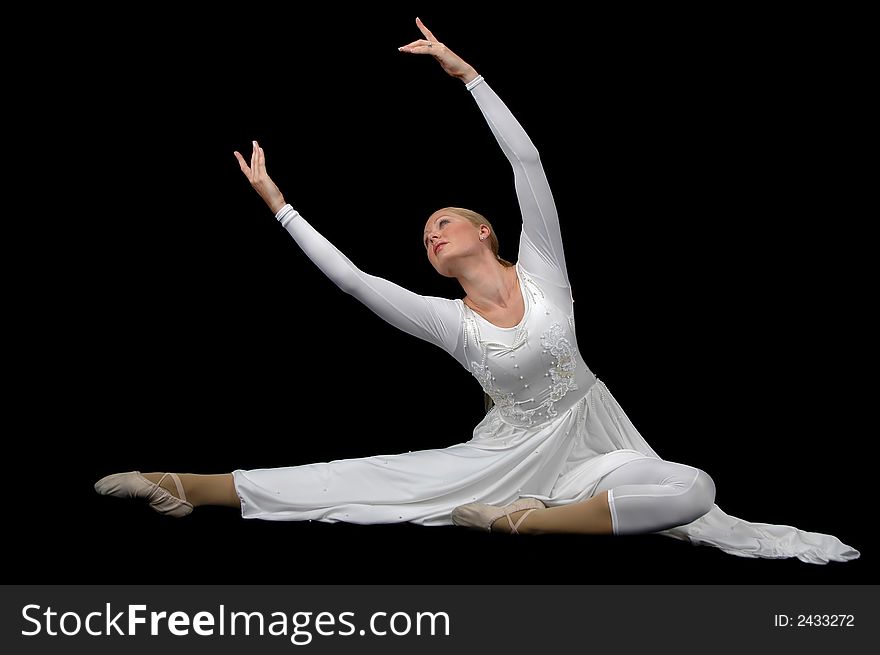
[451,497,545,533]
[94,471,194,518]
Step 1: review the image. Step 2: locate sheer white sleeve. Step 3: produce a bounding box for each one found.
[466,75,572,305]
[275,205,463,359]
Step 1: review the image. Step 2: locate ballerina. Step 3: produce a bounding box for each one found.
[95,17,859,564]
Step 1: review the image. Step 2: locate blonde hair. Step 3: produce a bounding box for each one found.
[431,207,515,268]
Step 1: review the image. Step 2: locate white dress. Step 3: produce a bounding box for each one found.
[233,75,859,565]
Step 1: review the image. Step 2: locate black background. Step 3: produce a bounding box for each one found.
[9,6,873,584]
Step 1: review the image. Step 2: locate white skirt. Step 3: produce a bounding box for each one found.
[233,378,860,565]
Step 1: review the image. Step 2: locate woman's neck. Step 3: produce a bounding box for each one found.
[459,261,517,310]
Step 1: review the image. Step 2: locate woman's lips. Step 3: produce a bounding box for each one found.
[434,242,447,254]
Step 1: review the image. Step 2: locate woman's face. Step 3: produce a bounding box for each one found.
[423,211,485,276]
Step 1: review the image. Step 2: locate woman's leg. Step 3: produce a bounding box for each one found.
[140,473,239,508]
[492,458,716,535]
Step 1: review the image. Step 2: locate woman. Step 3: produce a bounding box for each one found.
[95,18,859,563]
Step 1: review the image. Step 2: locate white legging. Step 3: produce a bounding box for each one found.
[593,458,716,535]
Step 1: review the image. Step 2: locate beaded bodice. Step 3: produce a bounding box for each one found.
[461,265,596,428]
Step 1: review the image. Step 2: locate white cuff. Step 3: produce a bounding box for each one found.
[465,75,485,91]
[275,204,300,228]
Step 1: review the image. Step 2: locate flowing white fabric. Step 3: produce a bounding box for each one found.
[233,75,859,565]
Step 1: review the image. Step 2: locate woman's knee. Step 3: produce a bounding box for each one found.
[690,468,716,517]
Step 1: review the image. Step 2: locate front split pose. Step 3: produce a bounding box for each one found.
[96,18,859,564]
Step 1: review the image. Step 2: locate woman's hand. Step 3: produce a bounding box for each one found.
[234,141,286,214]
[398,17,478,83]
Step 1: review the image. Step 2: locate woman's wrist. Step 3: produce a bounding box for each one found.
[459,67,479,85]
[268,195,286,215]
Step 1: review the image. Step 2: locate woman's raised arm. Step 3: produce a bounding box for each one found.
[233,141,463,362]
[399,18,570,292]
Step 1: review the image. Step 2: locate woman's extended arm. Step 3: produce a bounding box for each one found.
[465,79,570,290]
[234,143,461,358]
[399,18,570,290]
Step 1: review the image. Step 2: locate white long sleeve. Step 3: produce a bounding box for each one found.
[466,75,573,306]
[275,205,463,360]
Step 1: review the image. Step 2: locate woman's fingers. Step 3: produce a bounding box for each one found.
[233,151,252,180]
[235,140,263,188]
[415,16,437,42]
[399,39,440,53]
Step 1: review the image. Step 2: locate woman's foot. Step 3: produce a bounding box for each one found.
[451,497,545,533]
[490,508,538,534]
[94,471,194,517]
